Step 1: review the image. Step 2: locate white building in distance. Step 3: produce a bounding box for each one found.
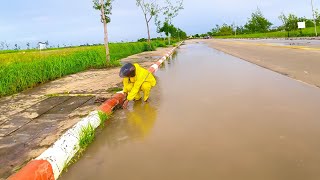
[38,42,47,50]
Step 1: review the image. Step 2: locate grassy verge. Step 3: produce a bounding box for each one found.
[63,111,109,172]
[214,26,320,39]
[79,124,95,149]
[0,41,165,97]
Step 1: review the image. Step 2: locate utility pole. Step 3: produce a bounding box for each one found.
[311,0,318,36]
[233,22,237,37]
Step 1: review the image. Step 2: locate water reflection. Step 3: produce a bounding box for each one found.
[102,101,158,148]
[126,102,157,140]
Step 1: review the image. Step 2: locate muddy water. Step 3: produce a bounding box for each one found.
[61,43,320,180]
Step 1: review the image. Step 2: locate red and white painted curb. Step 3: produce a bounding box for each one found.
[8,42,183,180]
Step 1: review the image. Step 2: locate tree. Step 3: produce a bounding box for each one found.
[0,42,4,50]
[209,24,220,36]
[159,22,187,40]
[161,0,184,44]
[176,28,187,39]
[236,26,246,35]
[26,42,30,50]
[194,34,200,38]
[279,13,298,37]
[159,21,173,36]
[244,8,272,33]
[136,0,162,49]
[93,0,113,63]
[207,31,213,36]
[315,9,320,25]
[219,24,234,36]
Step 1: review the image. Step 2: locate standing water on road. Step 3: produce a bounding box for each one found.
[61,42,320,180]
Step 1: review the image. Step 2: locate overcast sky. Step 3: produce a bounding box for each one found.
[0,0,318,48]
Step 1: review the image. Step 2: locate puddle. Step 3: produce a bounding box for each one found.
[61,43,320,180]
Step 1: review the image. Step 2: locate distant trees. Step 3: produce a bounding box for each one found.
[278,13,299,37]
[218,24,234,36]
[161,0,184,44]
[0,42,9,50]
[206,8,320,38]
[136,0,184,47]
[0,42,5,50]
[93,0,113,63]
[26,42,30,50]
[205,8,273,37]
[244,8,272,33]
[158,21,187,40]
[207,24,234,36]
[159,21,174,37]
[14,44,20,50]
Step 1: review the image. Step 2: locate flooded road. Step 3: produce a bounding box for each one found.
[61,42,320,180]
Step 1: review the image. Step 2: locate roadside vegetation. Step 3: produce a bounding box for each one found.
[0,0,187,98]
[214,26,320,39]
[98,111,109,127]
[136,0,185,47]
[194,8,320,39]
[0,41,174,97]
[79,124,96,150]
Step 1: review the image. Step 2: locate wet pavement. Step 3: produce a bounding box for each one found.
[61,42,320,180]
[0,47,173,179]
[224,39,320,48]
[0,96,96,178]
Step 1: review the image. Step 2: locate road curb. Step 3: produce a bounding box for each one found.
[8,42,183,180]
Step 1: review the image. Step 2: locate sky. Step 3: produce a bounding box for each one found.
[0,0,319,48]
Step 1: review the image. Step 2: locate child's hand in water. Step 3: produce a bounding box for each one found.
[122,100,129,109]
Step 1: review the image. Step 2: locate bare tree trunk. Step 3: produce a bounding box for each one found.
[100,0,110,63]
[144,15,151,50]
[311,0,318,36]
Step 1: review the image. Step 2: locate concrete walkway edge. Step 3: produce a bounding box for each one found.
[8,42,183,180]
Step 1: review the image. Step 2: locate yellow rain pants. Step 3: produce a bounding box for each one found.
[123,63,156,101]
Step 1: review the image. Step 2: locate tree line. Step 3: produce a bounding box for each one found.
[94,0,186,63]
[1,0,187,64]
[202,8,320,38]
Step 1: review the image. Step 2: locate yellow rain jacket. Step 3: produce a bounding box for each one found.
[123,63,156,101]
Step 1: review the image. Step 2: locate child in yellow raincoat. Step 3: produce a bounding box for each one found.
[119,63,156,109]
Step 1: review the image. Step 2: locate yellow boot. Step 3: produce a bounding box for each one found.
[141,82,152,102]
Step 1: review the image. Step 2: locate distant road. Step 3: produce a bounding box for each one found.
[198,39,320,88]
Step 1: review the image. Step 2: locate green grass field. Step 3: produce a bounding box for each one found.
[215,26,320,39]
[0,41,169,97]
